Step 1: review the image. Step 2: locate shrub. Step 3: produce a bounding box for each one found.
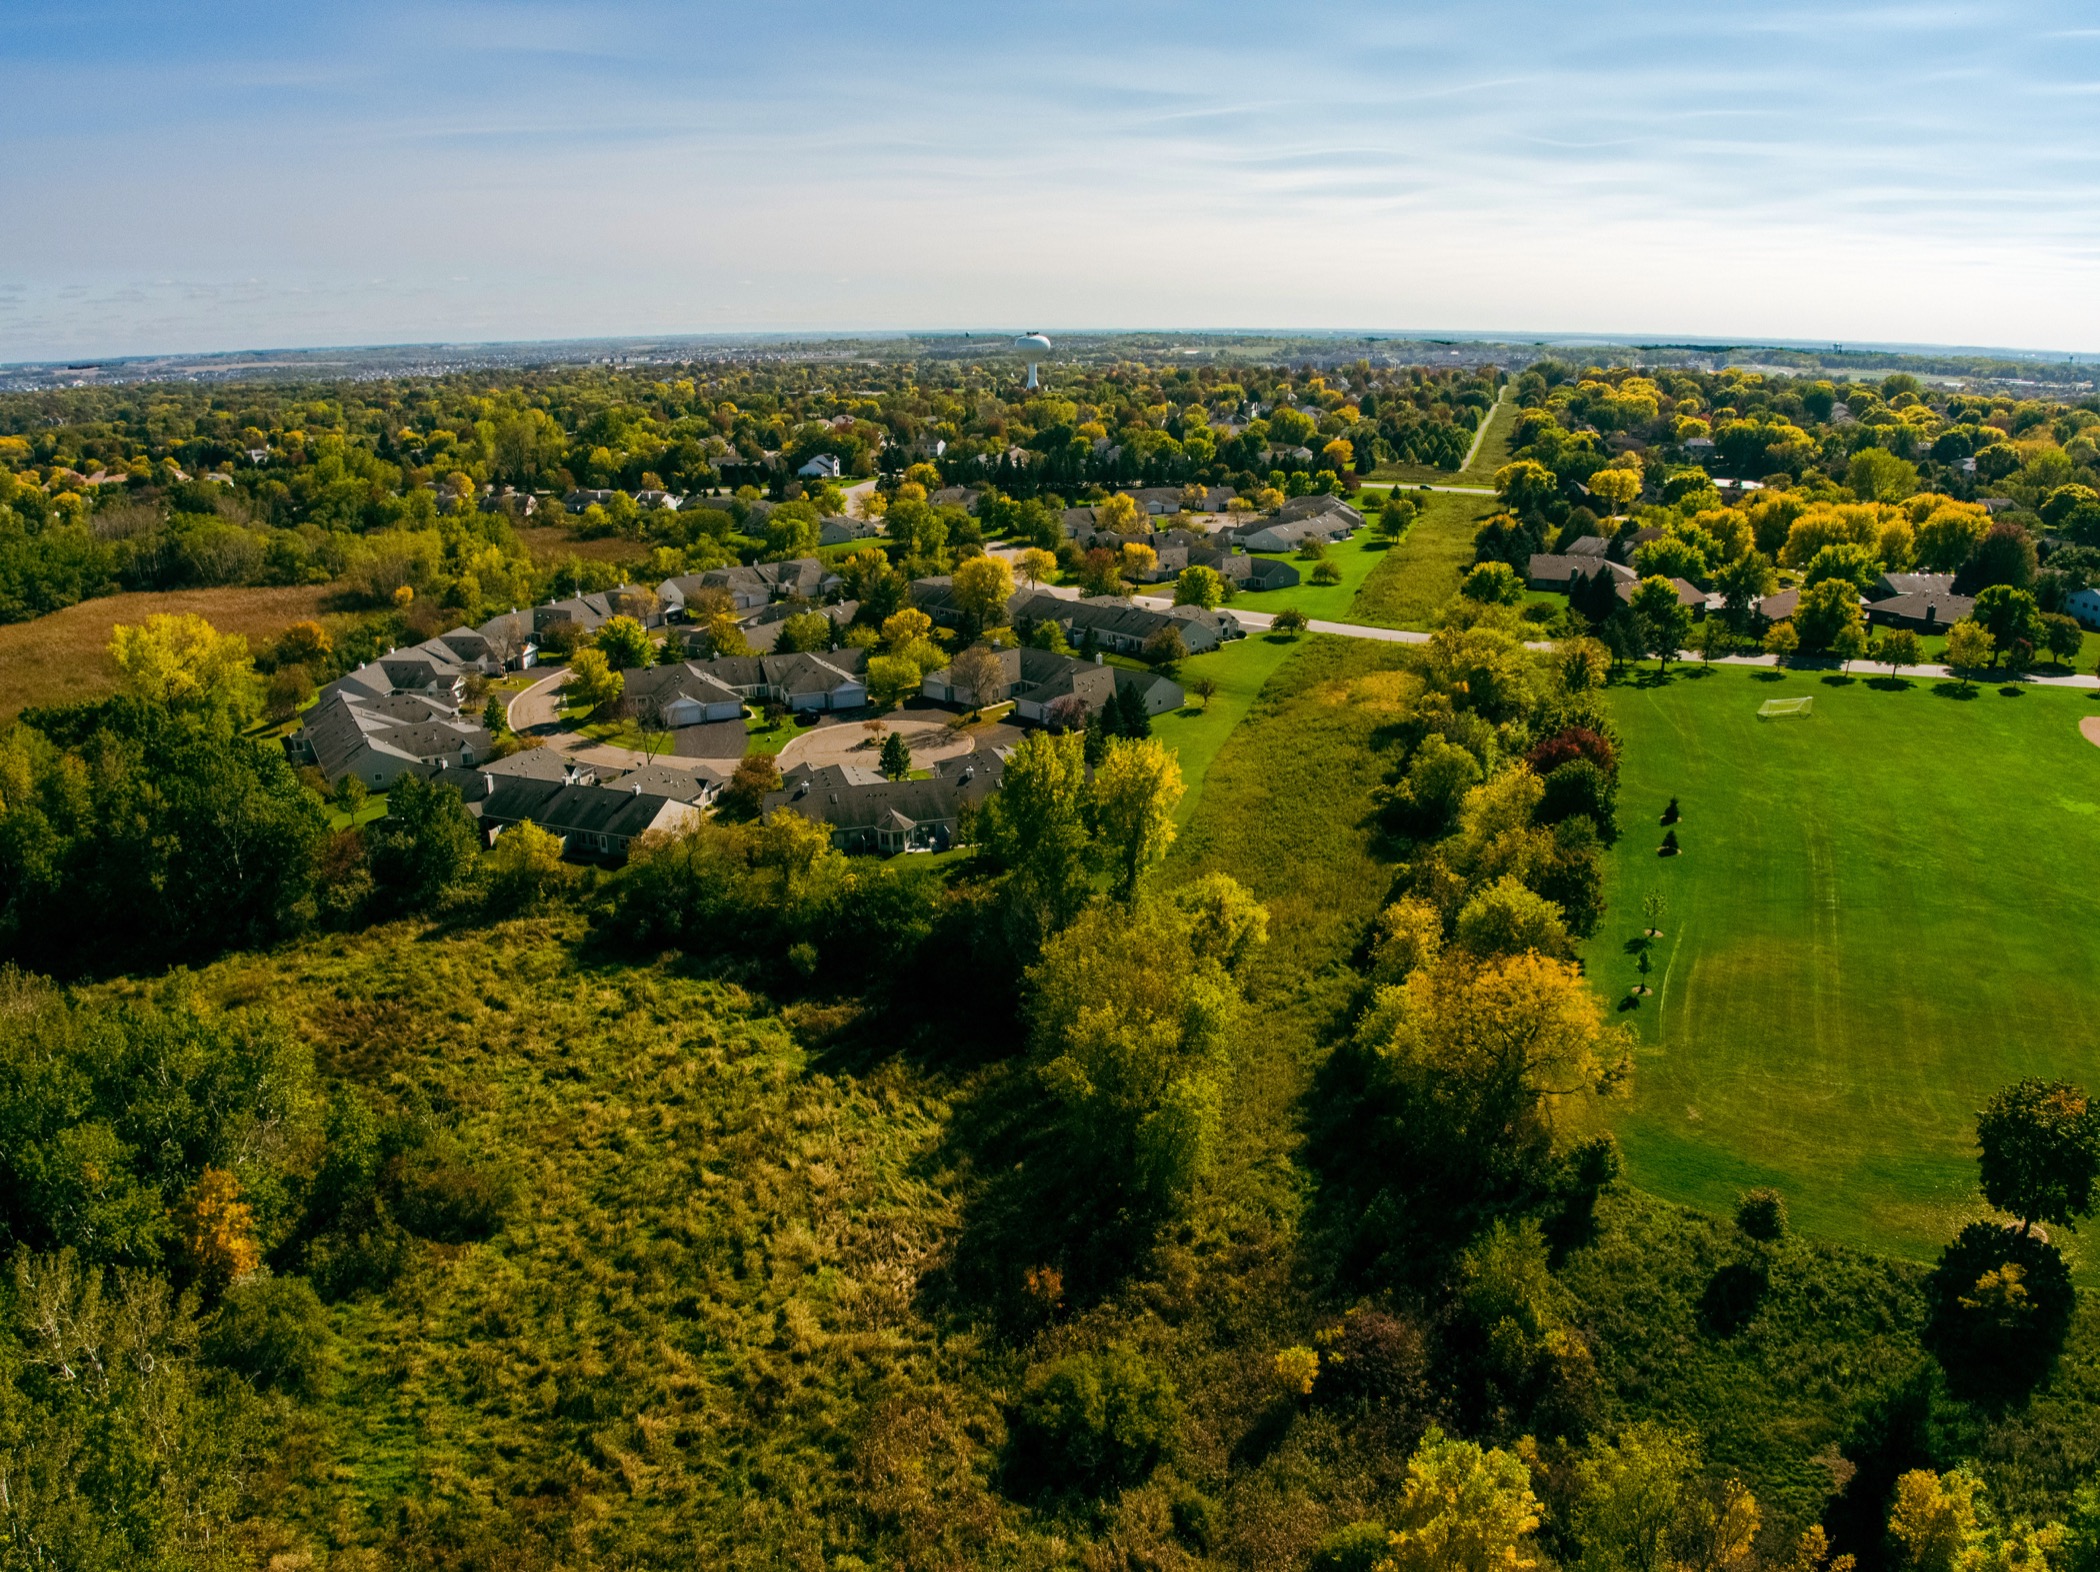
[1312,1521,1394,1572]
[1006,1344,1180,1498]
[1735,1187,1788,1241]
[1537,759,1618,842]
[204,1274,333,1397]
[1315,1308,1431,1411]
[1273,607,1309,635]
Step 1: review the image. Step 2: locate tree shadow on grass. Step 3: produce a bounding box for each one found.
[1932,681,1979,701]
[1750,669,1788,684]
[1866,676,1914,692]
[1997,684,2027,698]
[1821,673,1858,687]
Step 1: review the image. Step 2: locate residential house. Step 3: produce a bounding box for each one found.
[930,485,982,513]
[764,748,1004,854]
[662,557,841,616]
[1528,554,1636,593]
[820,515,882,548]
[911,575,1030,630]
[287,688,490,790]
[1012,592,1232,655]
[472,609,540,670]
[1755,588,1802,624]
[662,649,870,714]
[469,776,702,860]
[798,453,842,479]
[737,597,860,653]
[2067,586,2100,630]
[1233,496,1363,554]
[535,592,618,637]
[619,661,750,727]
[918,646,1174,723]
[1864,589,1973,632]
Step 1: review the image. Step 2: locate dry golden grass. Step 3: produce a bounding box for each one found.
[0,586,336,719]
[514,525,648,567]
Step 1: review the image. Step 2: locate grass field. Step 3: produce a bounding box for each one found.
[1345,491,1502,628]
[0,585,338,719]
[1226,533,1395,621]
[1578,663,2100,1271]
[514,524,650,567]
[1146,631,1316,823]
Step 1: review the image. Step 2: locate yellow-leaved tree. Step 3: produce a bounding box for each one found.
[109,614,254,713]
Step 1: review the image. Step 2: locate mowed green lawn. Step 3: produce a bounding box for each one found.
[1579,665,2100,1271]
[1140,631,1313,824]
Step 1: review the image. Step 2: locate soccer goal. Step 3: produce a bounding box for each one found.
[1757,696,1814,719]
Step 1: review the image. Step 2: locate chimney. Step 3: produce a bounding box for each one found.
[482,772,495,793]
[631,783,643,795]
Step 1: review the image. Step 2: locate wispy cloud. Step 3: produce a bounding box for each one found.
[3,0,2100,356]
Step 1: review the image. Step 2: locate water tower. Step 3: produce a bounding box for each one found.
[1012,332,1051,390]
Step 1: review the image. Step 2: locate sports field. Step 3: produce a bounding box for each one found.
[1579,664,2100,1271]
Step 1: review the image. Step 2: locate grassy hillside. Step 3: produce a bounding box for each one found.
[1579,664,2100,1269]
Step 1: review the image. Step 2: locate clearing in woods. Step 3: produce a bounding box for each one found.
[1579,665,2100,1273]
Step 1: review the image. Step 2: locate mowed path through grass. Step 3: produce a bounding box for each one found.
[1580,666,2100,1268]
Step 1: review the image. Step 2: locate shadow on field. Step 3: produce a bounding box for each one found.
[1751,669,1787,684]
[1932,681,1979,701]
[1821,674,1857,687]
[1867,676,1914,692]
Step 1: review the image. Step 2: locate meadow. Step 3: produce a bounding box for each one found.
[0,584,335,719]
[1578,663,2100,1268]
[1345,490,1503,628]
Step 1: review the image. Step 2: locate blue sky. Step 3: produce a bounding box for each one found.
[4,1,2100,358]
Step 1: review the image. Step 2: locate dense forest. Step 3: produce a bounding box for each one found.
[2,354,2100,1570]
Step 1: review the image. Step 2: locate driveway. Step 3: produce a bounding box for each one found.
[503,666,738,778]
[776,703,1020,774]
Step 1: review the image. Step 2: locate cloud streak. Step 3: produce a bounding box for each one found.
[4,1,2100,356]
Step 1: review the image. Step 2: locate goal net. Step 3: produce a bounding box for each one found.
[1757,696,1813,719]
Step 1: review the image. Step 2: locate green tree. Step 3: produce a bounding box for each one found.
[1847,447,1920,502]
[108,613,256,717]
[1832,621,1869,675]
[1972,585,2044,664]
[1273,607,1309,636]
[481,694,508,734]
[980,730,1094,945]
[951,552,1016,631]
[1714,552,1778,628]
[365,774,478,912]
[1495,458,1561,515]
[867,652,923,709]
[1570,1422,1701,1572]
[1876,628,1924,681]
[1463,561,1526,606]
[1792,578,1864,655]
[879,729,911,780]
[773,610,832,653]
[1007,1345,1180,1499]
[715,754,782,822]
[1028,879,1266,1213]
[566,647,623,713]
[2042,613,2085,670]
[1090,737,1185,902]
[1454,876,1573,960]
[594,614,652,671]
[1174,564,1226,609]
[1629,577,1692,669]
[1944,619,1994,688]
[1977,1079,2100,1234]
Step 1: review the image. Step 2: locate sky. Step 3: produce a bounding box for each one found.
[5,1,2100,360]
